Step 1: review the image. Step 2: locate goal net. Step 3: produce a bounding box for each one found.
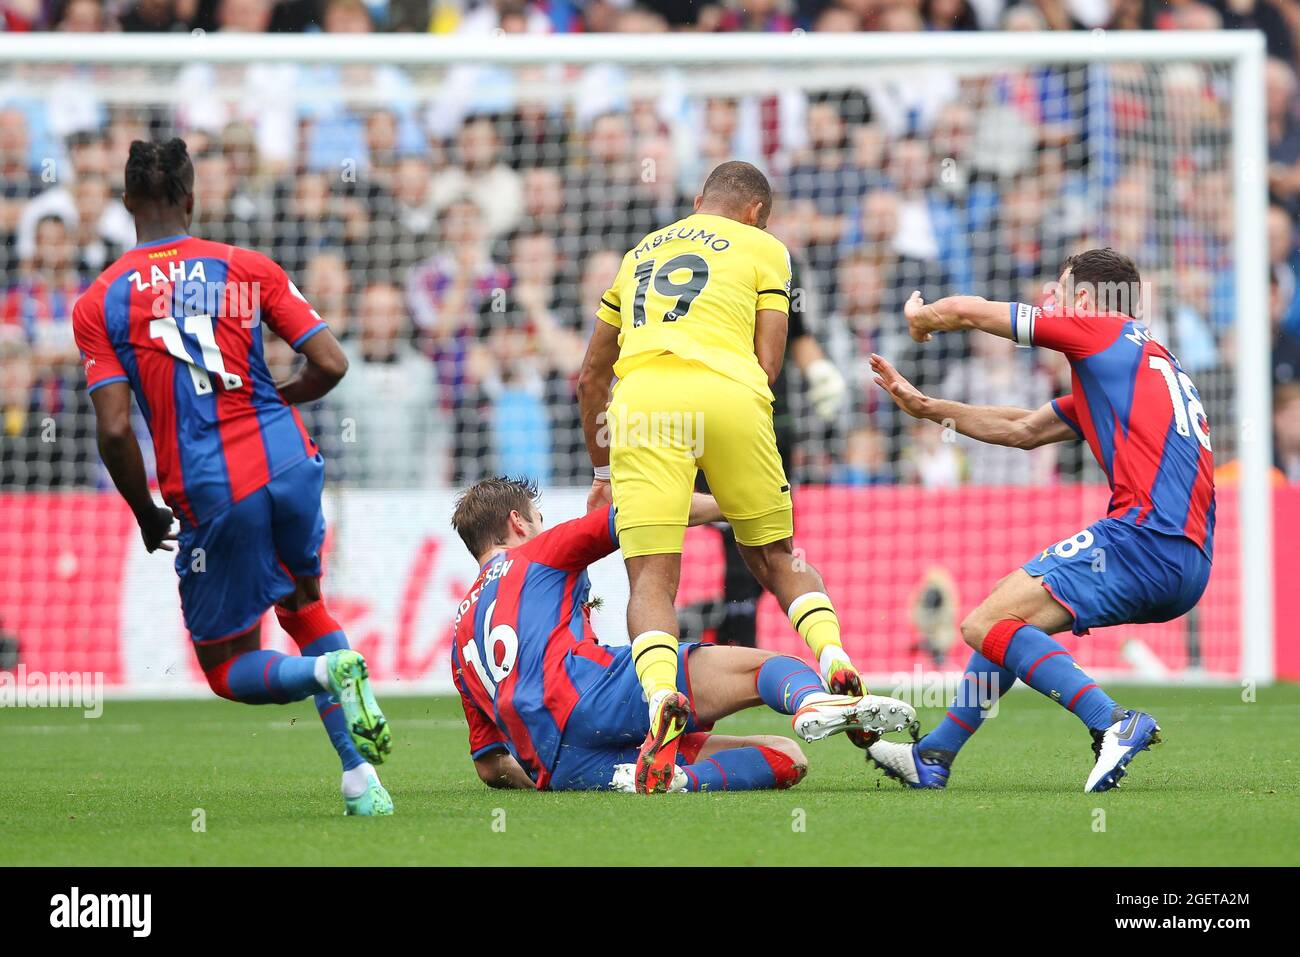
[0,32,1274,695]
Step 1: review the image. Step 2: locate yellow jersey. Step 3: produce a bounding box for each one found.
[595,212,792,400]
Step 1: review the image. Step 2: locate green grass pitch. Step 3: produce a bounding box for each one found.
[3,684,1297,866]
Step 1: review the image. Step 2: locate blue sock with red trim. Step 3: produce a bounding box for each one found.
[205,650,322,705]
[277,602,366,772]
[756,655,826,715]
[917,651,1016,757]
[983,619,1117,731]
[680,746,804,792]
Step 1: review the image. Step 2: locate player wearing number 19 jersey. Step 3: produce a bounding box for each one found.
[867,248,1214,793]
[73,138,392,815]
[577,162,869,793]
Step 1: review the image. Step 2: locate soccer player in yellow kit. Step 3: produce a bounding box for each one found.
[578,161,874,793]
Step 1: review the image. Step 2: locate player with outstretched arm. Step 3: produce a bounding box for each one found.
[449,477,915,793]
[72,139,393,815]
[577,161,874,793]
[869,248,1214,792]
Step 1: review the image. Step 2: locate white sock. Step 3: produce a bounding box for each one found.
[341,763,377,799]
[313,655,329,691]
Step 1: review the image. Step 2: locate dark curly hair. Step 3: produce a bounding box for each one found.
[124,137,194,206]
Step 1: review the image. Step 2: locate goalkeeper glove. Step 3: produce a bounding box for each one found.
[804,358,847,420]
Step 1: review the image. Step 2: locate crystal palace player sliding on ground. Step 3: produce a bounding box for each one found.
[869,248,1215,793]
[72,139,394,816]
[449,477,915,793]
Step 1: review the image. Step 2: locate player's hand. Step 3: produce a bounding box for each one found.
[870,354,929,418]
[904,290,935,343]
[587,478,612,513]
[804,358,847,420]
[138,505,177,553]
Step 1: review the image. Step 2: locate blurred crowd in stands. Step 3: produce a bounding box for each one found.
[3,0,1300,491]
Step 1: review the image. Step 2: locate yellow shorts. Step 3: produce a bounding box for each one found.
[607,355,793,558]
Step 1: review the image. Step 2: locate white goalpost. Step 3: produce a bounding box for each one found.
[0,30,1273,693]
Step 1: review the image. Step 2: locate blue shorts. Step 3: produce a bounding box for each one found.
[1022,517,1211,636]
[175,454,327,643]
[548,642,710,791]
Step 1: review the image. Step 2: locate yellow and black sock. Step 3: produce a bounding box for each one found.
[631,630,679,702]
[787,591,845,672]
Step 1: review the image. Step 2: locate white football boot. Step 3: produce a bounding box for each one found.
[792,693,916,744]
[610,762,687,793]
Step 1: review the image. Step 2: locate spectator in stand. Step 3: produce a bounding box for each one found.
[564,110,659,258]
[518,165,566,236]
[1213,0,1295,61]
[1,109,45,277]
[3,215,84,376]
[302,249,354,342]
[813,3,862,29]
[939,333,1059,486]
[175,0,298,174]
[1274,273,1300,387]
[828,425,894,485]
[1267,57,1300,220]
[788,99,877,278]
[0,335,45,488]
[899,417,967,488]
[191,145,261,249]
[430,115,524,241]
[272,170,345,277]
[390,154,440,243]
[0,110,36,276]
[332,282,445,487]
[407,196,511,405]
[70,174,122,276]
[0,217,94,486]
[713,0,796,31]
[53,0,106,29]
[1275,382,1300,482]
[18,129,136,269]
[923,0,980,29]
[450,0,552,34]
[817,246,919,454]
[506,227,589,480]
[1269,203,1300,337]
[117,0,192,31]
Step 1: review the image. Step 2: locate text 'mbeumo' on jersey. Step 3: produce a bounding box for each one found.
[1013,303,1215,555]
[73,234,327,527]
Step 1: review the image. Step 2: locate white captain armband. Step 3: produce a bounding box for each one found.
[1010,302,1039,348]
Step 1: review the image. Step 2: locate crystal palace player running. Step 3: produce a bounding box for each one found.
[449,478,915,793]
[72,139,393,816]
[869,248,1214,793]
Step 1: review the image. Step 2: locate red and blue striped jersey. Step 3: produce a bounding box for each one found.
[72,234,327,528]
[1013,303,1216,555]
[451,505,620,789]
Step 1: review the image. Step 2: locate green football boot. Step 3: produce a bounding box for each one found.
[323,650,392,765]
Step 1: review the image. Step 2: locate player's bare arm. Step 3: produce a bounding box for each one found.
[871,354,1076,449]
[904,290,1015,343]
[88,380,176,553]
[473,750,535,790]
[754,307,789,386]
[576,318,620,512]
[276,327,349,405]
